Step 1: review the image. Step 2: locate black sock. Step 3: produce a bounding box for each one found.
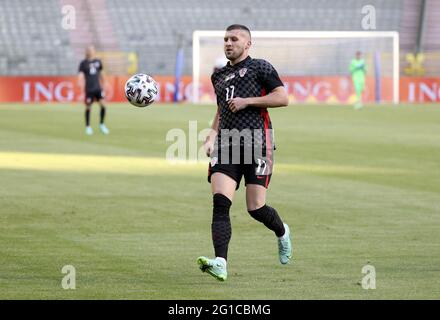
[211,193,232,260]
[100,105,106,124]
[85,108,91,126]
[248,205,285,237]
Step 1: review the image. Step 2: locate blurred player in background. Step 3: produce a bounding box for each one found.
[197,25,292,281]
[77,45,109,135]
[349,51,366,110]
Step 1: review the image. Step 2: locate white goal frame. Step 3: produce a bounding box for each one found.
[192,31,399,104]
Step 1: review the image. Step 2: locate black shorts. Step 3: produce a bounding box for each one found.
[85,89,104,104]
[207,150,274,190]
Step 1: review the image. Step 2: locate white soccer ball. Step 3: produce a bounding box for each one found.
[124,73,158,107]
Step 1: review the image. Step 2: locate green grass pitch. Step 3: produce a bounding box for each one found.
[0,102,439,299]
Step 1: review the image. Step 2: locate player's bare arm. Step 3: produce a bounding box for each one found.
[99,70,106,94]
[204,108,220,156]
[77,72,85,94]
[227,86,288,113]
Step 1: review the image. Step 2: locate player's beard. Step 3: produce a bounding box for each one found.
[225,47,244,63]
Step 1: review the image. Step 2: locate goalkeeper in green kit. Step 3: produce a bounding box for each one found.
[350,51,366,109]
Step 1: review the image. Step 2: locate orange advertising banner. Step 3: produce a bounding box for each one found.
[0,75,438,103]
[400,77,440,103]
[0,76,193,104]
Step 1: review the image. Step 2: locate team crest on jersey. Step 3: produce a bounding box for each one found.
[225,74,235,81]
[239,68,247,77]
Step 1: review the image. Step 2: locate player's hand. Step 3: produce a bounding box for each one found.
[228,97,248,113]
[203,137,215,157]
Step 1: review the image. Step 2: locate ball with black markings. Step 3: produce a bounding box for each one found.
[124,73,158,107]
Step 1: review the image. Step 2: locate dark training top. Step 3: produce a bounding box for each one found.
[78,59,103,93]
[211,56,284,153]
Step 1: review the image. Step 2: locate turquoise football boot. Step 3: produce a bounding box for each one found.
[278,223,292,264]
[197,256,227,281]
[99,123,110,135]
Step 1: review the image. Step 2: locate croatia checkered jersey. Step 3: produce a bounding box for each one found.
[211,56,284,150]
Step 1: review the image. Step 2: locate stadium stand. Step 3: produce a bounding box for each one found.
[419,0,440,75]
[0,0,75,75]
[106,0,404,75]
[0,0,438,76]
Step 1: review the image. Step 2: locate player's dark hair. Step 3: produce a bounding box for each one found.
[226,24,251,38]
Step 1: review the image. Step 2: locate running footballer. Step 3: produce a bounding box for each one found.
[197,24,292,281]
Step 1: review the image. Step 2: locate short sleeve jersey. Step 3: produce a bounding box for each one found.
[78,59,103,93]
[211,56,284,152]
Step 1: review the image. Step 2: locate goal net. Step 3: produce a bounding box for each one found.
[192,31,399,104]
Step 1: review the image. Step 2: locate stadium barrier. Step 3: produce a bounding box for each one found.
[0,76,439,103]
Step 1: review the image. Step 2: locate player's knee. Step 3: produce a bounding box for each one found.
[248,205,267,221]
[246,199,265,212]
[213,193,232,220]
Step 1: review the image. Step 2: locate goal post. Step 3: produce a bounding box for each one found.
[192,31,399,104]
